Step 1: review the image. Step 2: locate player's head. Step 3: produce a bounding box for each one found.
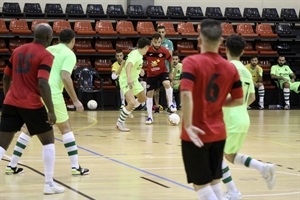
[277,56,286,66]
[157,25,166,40]
[250,55,259,67]
[172,52,180,66]
[115,49,124,63]
[151,33,162,50]
[225,34,246,58]
[198,19,222,50]
[59,29,76,49]
[137,37,151,55]
[34,23,53,47]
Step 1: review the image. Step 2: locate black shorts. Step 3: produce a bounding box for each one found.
[146,72,170,91]
[0,104,53,135]
[181,139,225,185]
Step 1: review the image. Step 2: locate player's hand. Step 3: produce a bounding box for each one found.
[185,125,205,147]
[74,100,84,111]
[47,111,56,125]
[169,73,174,82]
[127,78,133,89]
[291,78,295,83]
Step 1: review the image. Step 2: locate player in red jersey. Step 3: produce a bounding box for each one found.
[145,33,176,125]
[180,19,244,200]
[0,24,65,194]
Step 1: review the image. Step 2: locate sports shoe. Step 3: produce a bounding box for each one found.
[167,105,177,113]
[71,166,89,175]
[247,106,251,110]
[223,190,242,200]
[145,117,153,125]
[262,163,276,190]
[5,166,24,175]
[44,183,65,195]
[154,106,160,113]
[116,121,130,132]
[284,104,290,110]
[259,102,264,109]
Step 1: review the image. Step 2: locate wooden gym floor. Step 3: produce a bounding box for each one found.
[0,109,299,200]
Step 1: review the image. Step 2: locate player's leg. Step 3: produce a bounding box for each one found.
[145,77,157,124]
[161,73,176,113]
[224,132,276,190]
[154,87,160,113]
[282,81,291,109]
[120,89,125,109]
[132,80,147,109]
[23,106,64,194]
[0,105,25,174]
[257,82,265,109]
[6,126,31,174]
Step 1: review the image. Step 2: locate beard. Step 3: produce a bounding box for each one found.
[278,63,284,66]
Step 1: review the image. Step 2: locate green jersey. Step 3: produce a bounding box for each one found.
[223,60,255,133]
[270,64,293,81]
[172,63,182,80]
[47,43,77,103]
[119,49,143,81]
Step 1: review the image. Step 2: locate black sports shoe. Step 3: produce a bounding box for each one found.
[5,166,24,175]
[71,166,90,175]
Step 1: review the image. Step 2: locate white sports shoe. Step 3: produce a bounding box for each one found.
[262,163,276,190]
[116,121,130,132]
[128,113,134,118]
[44,183,65,195]
[223,190,242,200]
[145,117,153,125]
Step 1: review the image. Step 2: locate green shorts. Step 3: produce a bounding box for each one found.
[279,81,300,93]
[119,79,144,96]
[54,102,69,123]
[224,132,248,154]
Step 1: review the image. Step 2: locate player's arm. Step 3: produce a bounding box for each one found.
[290,72,296,82]
[3,74,11,96]
[61,70,78,102]
[38,78,56,124]
[3,60,13,96]
[270,66,287,81]
[116,60,125,75]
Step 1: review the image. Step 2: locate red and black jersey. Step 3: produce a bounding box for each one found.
[180,52,243,143]
[4,42,53,109]
[145,46,172,77]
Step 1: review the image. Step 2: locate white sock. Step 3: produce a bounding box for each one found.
[283,88,290,105]
[196,185,217,200]
[146,98,153,119]
[222,160,239,193]
[258,85,264,104]
[234,153,264,172]
[63,132,79,169]
[9,132,31,167]
[0,146,6,160]
[43,144,55,184]
[165,87,173,107]
[117,107,130,123]
[211,182,223,199]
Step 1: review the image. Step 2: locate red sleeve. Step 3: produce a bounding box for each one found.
[229,66,243,99]
[37,51,53,80]
[180,57,195,91]
[164,47,172,63]
[4,62,12,77]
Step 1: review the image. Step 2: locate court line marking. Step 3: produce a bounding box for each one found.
[70,111,300,194]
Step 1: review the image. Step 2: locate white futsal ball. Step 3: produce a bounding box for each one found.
[87,100,98,110]
[168,113,180,125]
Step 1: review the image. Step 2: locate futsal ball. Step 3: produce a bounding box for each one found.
[168,113,180,125]
[87,100,97,110]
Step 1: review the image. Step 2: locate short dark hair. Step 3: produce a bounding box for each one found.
[116,48,123,53]
[157,25,165,30]
[200,19,222,42]
[59,29,75,43]
[226,34,246,57]
[152,33,162,40]
[137,37,151,49]
[250,55,258,60]
[172,52,180,57]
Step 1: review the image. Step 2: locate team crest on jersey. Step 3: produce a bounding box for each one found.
[159,53,163,57]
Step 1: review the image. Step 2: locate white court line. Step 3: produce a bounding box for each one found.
[243,191,300,198]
